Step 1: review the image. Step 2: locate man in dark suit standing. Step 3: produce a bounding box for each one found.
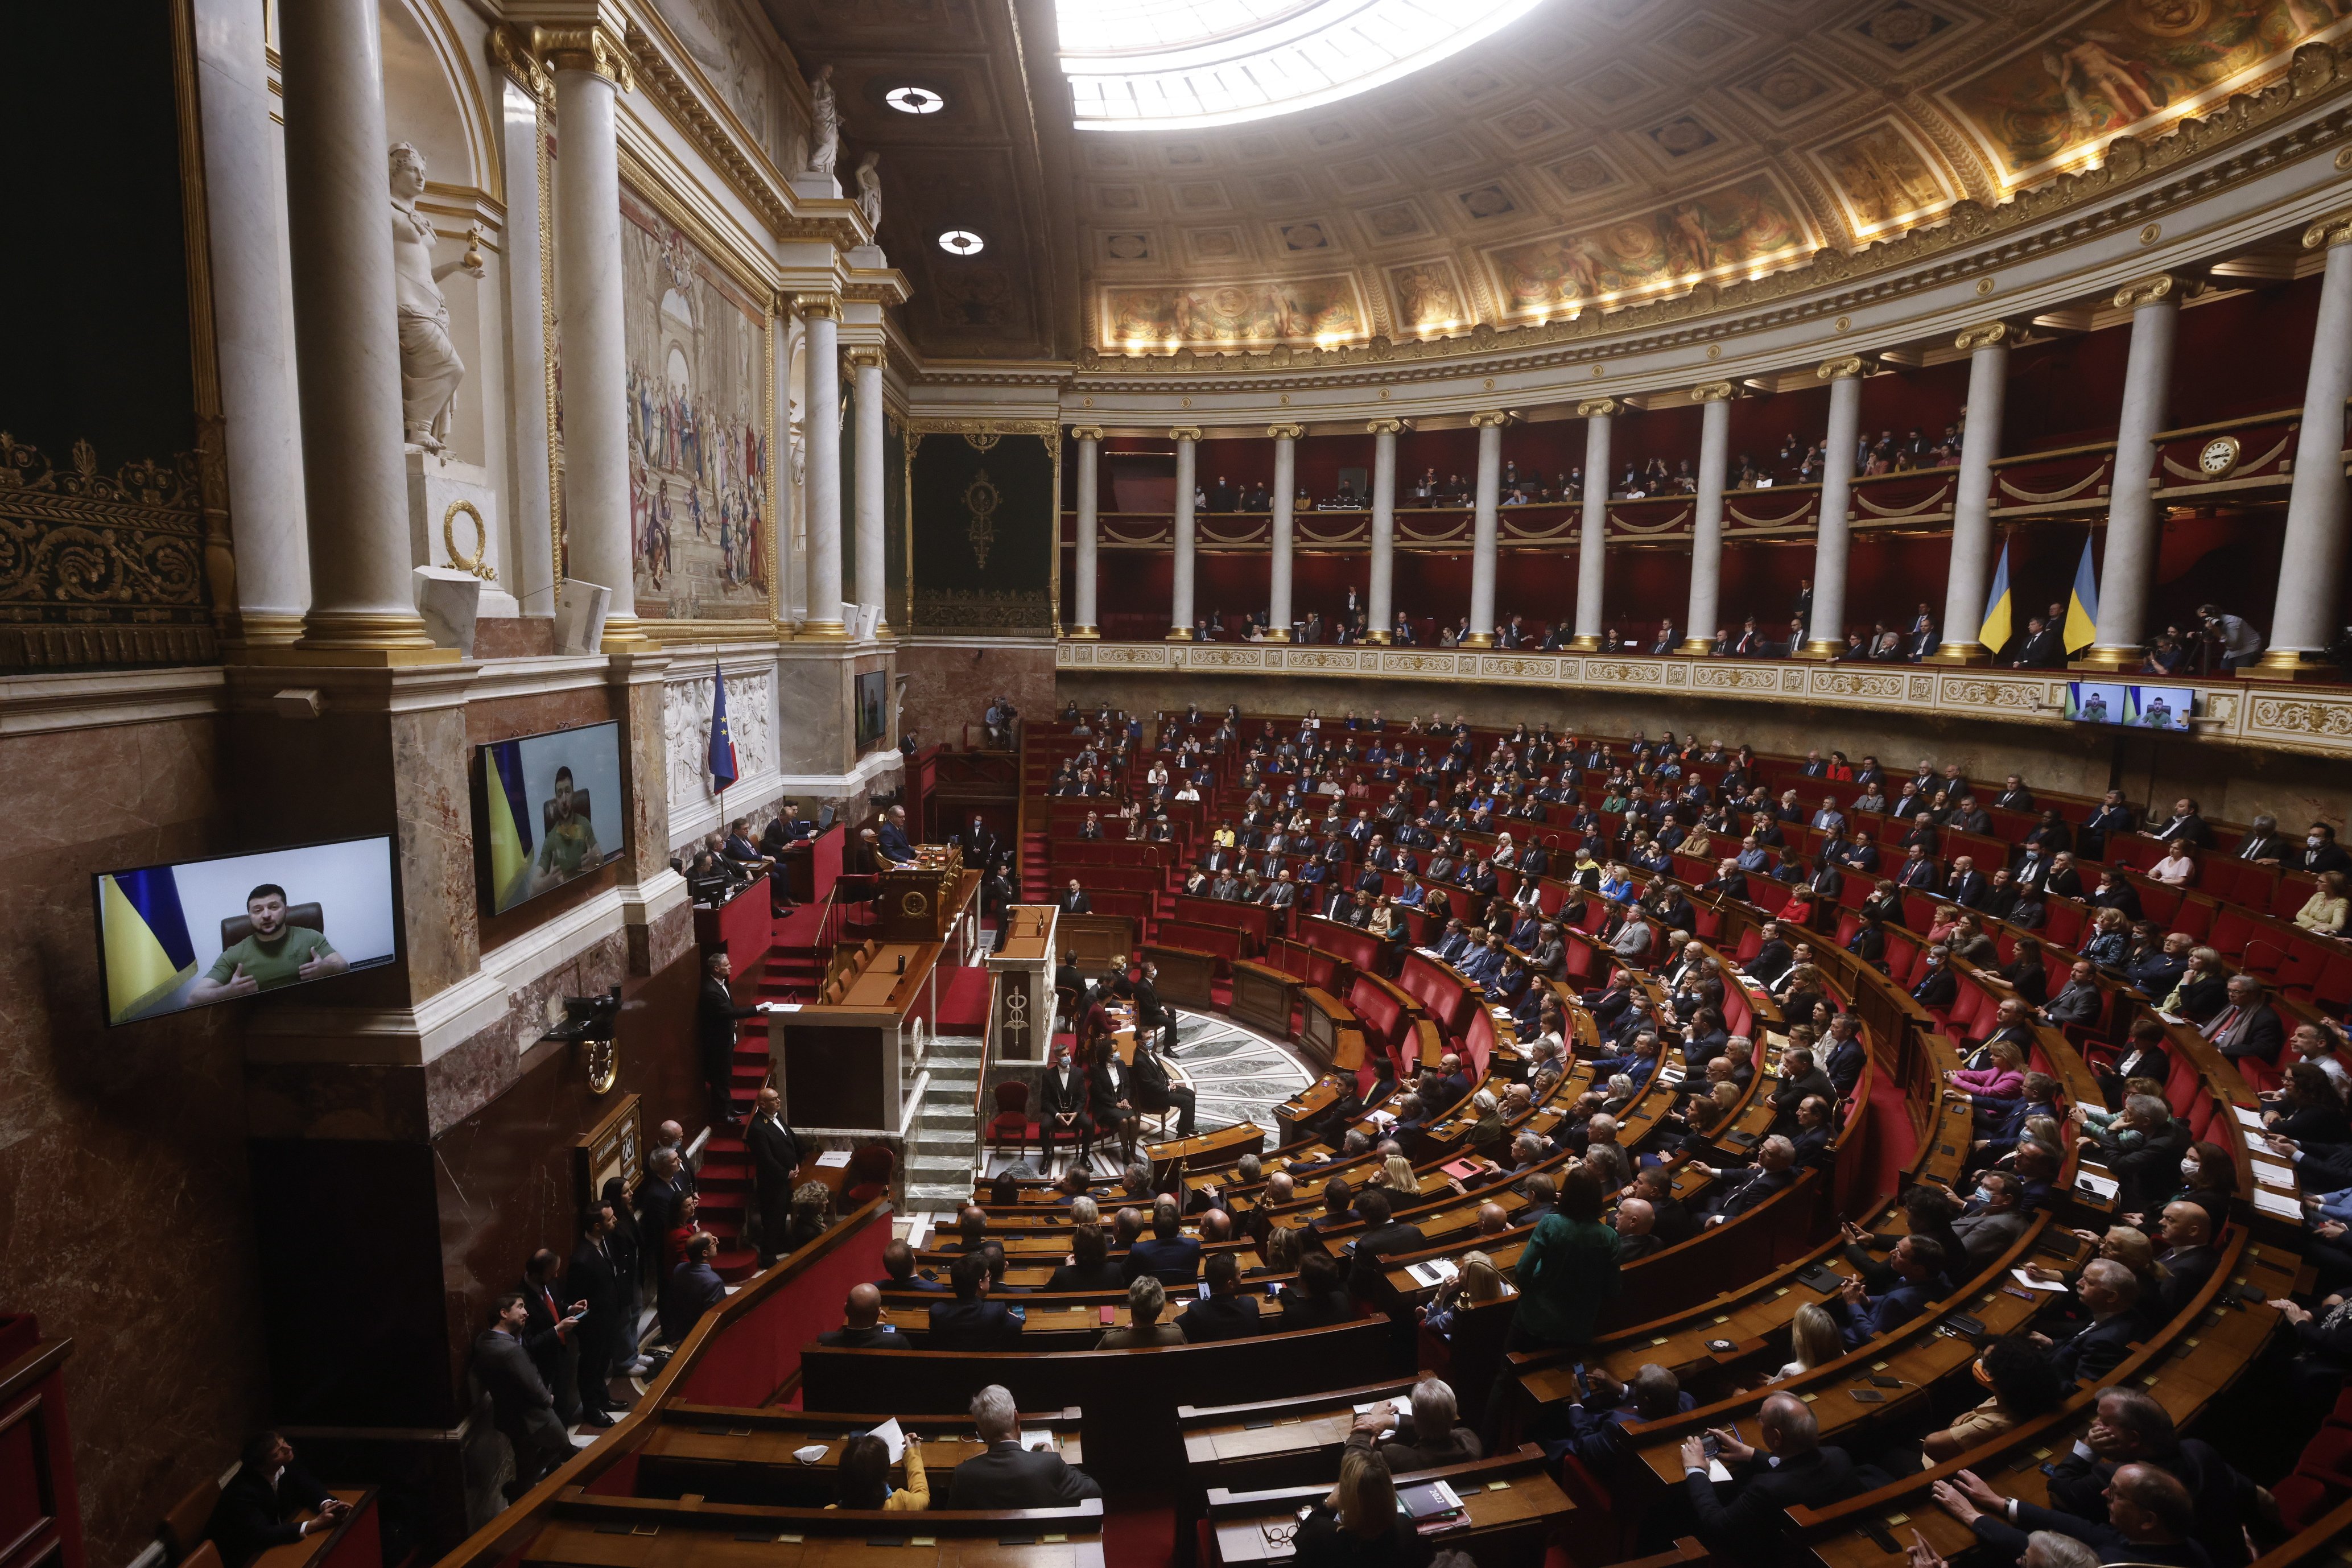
[207,1432,346,1566]
[519,1248,586,1426]
[960,814,1000,874]
[1678,1393,1859,1562]
[929,1252,1025,1350]
[1058,878,1092,914]
[568,1203,630,1426]
[698,950,762,1130]
[746,1086,801,1267]
[947,1385,1103,1508]
[473,1294,575,1493]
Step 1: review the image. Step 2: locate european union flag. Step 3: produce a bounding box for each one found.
[708,663,739,790]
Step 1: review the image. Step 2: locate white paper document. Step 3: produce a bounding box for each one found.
[1406,1260,1460,1288]
[2232,1104,2268,1129]
[815,1149,852,1168]
[1019,1430,1056,1452]
[2253,1188,2305,1220]
[1707,1460,1734,1483]
[2252,1157,2296,1189]
[2010,1269,2070,1293]
[2074,1171,2120,1201]
[868,1418,906,1462]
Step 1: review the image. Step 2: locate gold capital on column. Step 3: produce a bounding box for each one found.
[1365,418,1405,435]
[1573,399,1615,418]
[1953,321,2012,352]
[2112,273,2182,310]
[2304,209,2352,250]
[1815,355,1866,381]
[843,345,885,370]
[1069,424,1104,442]
[1470,410,1517,428]
[489,23,552,98]
[793,292,841,320]
[1169,426,1203,442]
[1266,422,1305,441]
[1692,381,1735,402]
[535,23,634,91]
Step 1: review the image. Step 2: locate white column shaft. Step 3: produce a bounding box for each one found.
[2275,240,2352,653]
[1941,344,2009,649]
[1269,436,1296,634]
[1468,423,1503,636]
[1073,436,1100,632]
[551,67,635,624]
[1686,398,1731,646]
[855,357,886,630]
[1368,427,1397,637]
[2092,299,2180,655]
[802,312,844,629]
[278,0,418,625]
[495,80,556,615]
[1171,438,1196,634]
[192,0,310,628]
[1809,374,1863,647]
[1573,415,1612,641]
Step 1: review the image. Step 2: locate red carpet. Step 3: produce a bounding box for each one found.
[770,902,829,949]
[939,964,993,1035]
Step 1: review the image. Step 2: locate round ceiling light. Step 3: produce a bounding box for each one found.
[884,85,944,115]
[938,229,985,256]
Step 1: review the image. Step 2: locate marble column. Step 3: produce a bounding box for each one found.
[278,0,436,656]
[1571,400,1614,650]
[2263,214,2352,675]
[1937,323,2011,661]
[192,0,310,645]
[1069,426,1101,637]
[1170,426,1200,638]
[798,296,846,636]
[1683,383,1734,654]
[488,38,558,617]
[1267,423,1303,641]
[546,28,639,644]
[1806,357,1866,655]
[1365,419,1401,643]
[2084,275,2182,667]
[851,347,888,636]
[1465,412,1508,646]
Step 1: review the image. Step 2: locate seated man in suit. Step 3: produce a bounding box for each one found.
[1125,1198,1203,1285]
[1828,1234,1944,1347]
[1678,1393,1863,1562]
[1348,1376,1484,1473]
[1950,1171,2031,1270]
[818,1282,914,1349]
[946,1384,1103,1508]
[1347,1186,1428,1298]
[2035,1258,2143,1384]
[876,1237,948,1294]
[208,1431,348,1567]
[1174,1251,1263,1342]
[928,1251,1024,1350]
[1614,1196,1664,1261]
[1697,1134,1800,1225]
[1934,1460,2207,1568]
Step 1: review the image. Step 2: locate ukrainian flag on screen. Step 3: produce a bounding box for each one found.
[485,741,536,910]
[1978,542,2013,655]
[101,868,198,1024]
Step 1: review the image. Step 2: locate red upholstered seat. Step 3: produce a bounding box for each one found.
[986,1082,1034,1160]
[1347,974,1407,1055]
[845,1144,895,1206]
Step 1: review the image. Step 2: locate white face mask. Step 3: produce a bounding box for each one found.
[2311,836,2326,849]
[2179,1159,2199,1179]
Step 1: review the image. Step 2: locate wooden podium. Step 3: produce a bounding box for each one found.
[873,845,970,942]
[987,905,1057,1064]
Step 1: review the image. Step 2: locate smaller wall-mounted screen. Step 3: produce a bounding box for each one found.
[479,720,626,915]
[2126,685,2194,731]
[2065,681,2128,725]
[96,837,398,1026]
[856,670,889,753]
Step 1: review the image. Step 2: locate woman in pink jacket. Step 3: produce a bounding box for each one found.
[1947,1037,2027,1099]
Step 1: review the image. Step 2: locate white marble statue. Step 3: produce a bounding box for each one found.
[854,150,882,230]
[390,142,481,452]
[807,65,840,179]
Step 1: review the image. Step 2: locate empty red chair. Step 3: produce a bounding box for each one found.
[986,1081,1035,1161]
[845,1144,896,1206]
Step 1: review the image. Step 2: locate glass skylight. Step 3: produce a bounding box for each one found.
[1058,0,1550,131]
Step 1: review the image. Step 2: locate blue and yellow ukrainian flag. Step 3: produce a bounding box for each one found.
[1978,540,2014,655]
[2063,535,2100,654]
[485,741,536,909]
[101,866,198,1024]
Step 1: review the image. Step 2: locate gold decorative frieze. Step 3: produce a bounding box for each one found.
[537,24,634,90]
[2304,207,2352,249]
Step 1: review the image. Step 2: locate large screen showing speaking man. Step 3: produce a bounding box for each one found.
[95,837,398,1026]
[478,720,625,915]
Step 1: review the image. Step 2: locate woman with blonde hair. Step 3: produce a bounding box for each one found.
[1421,1249,1509,1342]
[1777,1302,1843,1379]
[1380,1153,1420,1194]
[2296,869,2349,936]
[1949,1037,2025,1100]
[1255,1223,1303,1277]
[1295,1446,1417,1565]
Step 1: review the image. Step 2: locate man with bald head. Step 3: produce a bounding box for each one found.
[1680,1391,1860,1558]
[1614,1196,1660,1261]
[1474,1202,1511,1239]
[817,1283,911,1349]
[1265,1170,1296,1207]
[1936,1459,2209,1568]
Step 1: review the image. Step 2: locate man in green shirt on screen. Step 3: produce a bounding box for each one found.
[534,767,603,890]
[189,883,346,1002]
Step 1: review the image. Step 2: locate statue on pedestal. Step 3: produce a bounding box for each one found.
[390,141,482,452]
[807,65,840,179]
[854,150,882,230]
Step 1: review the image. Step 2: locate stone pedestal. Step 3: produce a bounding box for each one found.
[412,567,483,655]
[556,580,612,654]
[790,173,843,201]
[405,451,517,617]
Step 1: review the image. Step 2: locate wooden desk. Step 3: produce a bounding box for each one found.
[523,1492,1105,1568]
[1054,914,1137,976]
[774,941,956,1131]
[1204,1447,1569,1567]
[695,873,773,969]
[638,1405,1085,1505]
[1141,944,1218,1008]
[253,1490,376,1568]
[1228,962,1297,1041]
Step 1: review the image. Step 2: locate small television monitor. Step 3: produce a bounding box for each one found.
[94,837,398,1026]
[2065,680,2128,725]
[477,720,626,915]
[855,669,889,753]
[2126,685,2193,732]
